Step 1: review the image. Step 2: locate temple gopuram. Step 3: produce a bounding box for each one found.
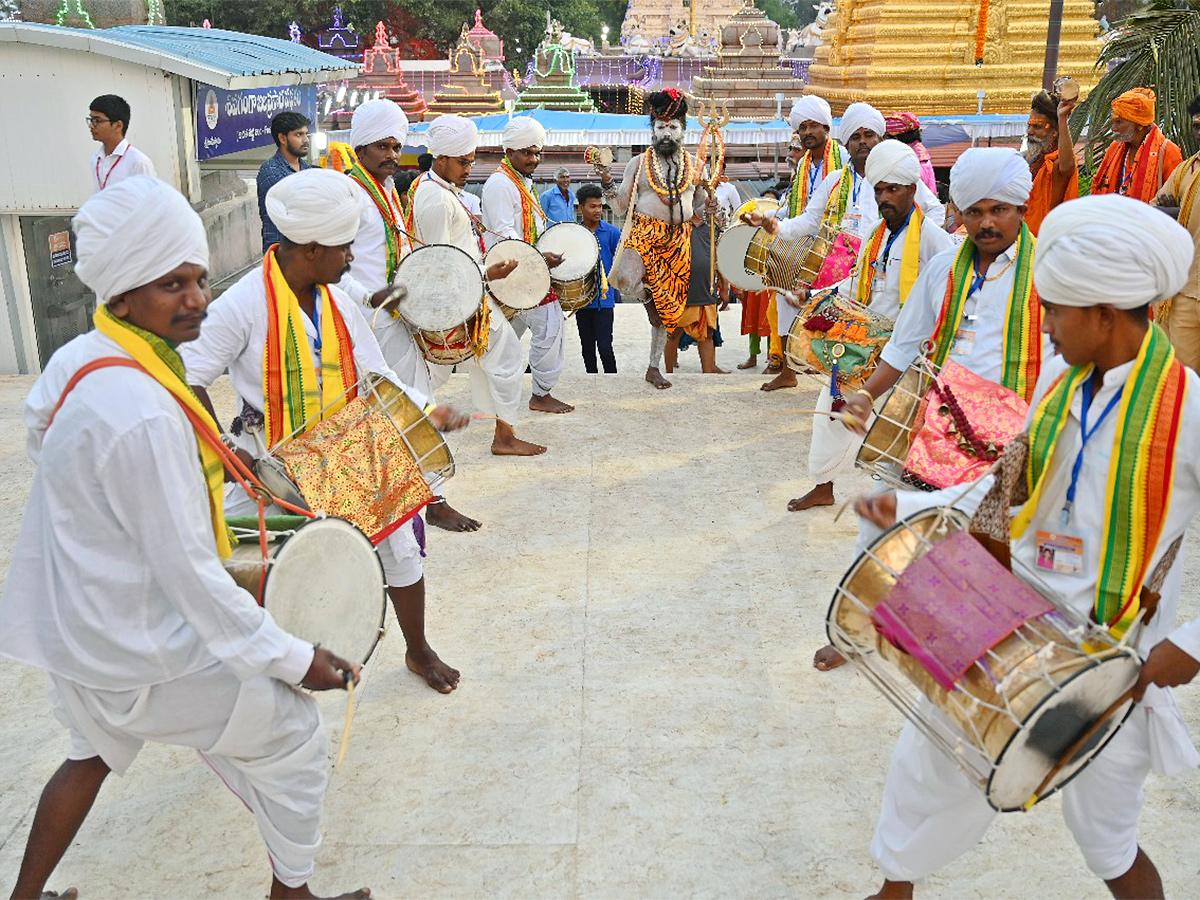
[806,0,1101,115]
[426,26,504,117]
[315,6,361,63]
[692,5,804,121]
[620,0,744,54]
[515,20,597,112]
[464,8,504,69]
[358,21,428,122]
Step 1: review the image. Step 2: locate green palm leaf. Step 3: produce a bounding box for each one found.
[1070,0,1200,166]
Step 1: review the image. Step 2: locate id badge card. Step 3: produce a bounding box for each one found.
[844,211,862,231]
[1036,530,1086,577]
[951,328,977,356]
[871,275,887,295]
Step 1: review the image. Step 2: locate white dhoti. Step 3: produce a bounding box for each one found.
[809,385,868,480]
[774,291,802,360]
[224,487,423,588]
[511,301,565,396]
[431,298,524,427]
[49,662,326,888]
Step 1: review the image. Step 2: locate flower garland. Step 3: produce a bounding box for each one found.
[499,157,548,242]
[975,0,990,66]
[644,146,694,201]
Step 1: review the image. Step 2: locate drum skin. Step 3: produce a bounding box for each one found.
[537,223,601,312]
[369,376,454,483]
[857,363,934,468]
[484,239,551,319]
[393,243,485,364]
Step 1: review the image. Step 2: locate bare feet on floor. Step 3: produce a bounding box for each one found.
[868,880,914,899]
[646,366,672,390]
[760,369,797,391]
[763,357,783,374]
[425,500,482,532]
[711,366,731,374]
[405,648,461,693]
[270,878,371,899]
[491,433,547,456]
[529,393,575,414]
[788,481,835,511]
[39,891,78,899]
[737,356,758,370]
[813,644,847,671]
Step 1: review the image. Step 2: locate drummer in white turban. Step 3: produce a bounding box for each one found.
[480,114,575,416]
[0,174,369,899]
[411,114,547,457]
[182,168,470,695]
[856,192,1200,900]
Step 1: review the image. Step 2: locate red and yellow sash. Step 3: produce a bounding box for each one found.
[788,140,845,217]
[928,225,1041,402]
[854,205,924,308]
[820,166,856,231]
[1092,126,1174,202]
[1014,325,1186,637]
[262,249,358,448]
[346,163,403,282]
[499,158,547,242]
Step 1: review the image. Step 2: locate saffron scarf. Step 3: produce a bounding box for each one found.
[93,306,232,557]
[788,139,845,218]
[262,249,358,448]
[928,225,1041,402]
[854,205,924,308]
[1092,126,1175,202]
[1013,325,1186,637]
[346,164,403,282]
[499,157,548,242]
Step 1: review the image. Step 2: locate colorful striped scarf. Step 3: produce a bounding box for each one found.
[1092,126,1176,202]
[499,157,547,242]
[929,225,1041,402]
[1013,325,1186,637]
[262,249,358,448]
[788,139,845,218]
[346,164,403,282]
[93,306,232,557]
[821,166,857,232]
[854,205,924,308]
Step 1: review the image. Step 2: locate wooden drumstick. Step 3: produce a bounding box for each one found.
[335,670,356,769]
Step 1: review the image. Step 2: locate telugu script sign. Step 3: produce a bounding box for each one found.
[194,83,318,160]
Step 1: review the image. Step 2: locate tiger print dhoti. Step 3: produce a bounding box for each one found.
[624,212,691,332]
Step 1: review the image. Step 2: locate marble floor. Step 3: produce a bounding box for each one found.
[0,304,1197,898]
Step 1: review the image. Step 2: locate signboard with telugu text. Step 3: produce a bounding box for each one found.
[194,83,318,160]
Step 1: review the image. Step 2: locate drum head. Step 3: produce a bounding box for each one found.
[262,518,386,665]
[987,651,1139,811]
[484,239,551,312]
[735,197,780,220]
[368,376,455,482]
[717,224,768,292]
[394,244,483,331]
[537,223,601,281]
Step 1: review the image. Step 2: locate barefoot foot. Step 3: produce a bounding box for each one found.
[529,393,574,414]
[813,644,847,671]
[788,482,835,512]
[405,649,461,693]
[645,366,672,390]
[270,877,371,899]
[760,370,797,391]
[763,356,783,374]
[40,891,79,899]
[868,880,914,900]
[491,434,548,456]
[425,499,482,532]
[737,356,758,370]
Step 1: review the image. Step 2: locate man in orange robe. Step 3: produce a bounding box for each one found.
[1092,87,1182,202]
[1023,89,1080,235]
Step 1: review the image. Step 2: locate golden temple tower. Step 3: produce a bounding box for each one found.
[806,0,1101,116]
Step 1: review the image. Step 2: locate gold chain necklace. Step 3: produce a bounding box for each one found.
[644,147,693,202]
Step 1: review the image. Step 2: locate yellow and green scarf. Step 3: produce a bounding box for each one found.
[929,225,1041,402]
[93,306,232,557]
[262,249,358,448]
[1013,324,1187,637]
[788,139,846,218]
[820,165,857,232]
[499,157,548,242]
[854,205,924,308]
[346,163,404,282]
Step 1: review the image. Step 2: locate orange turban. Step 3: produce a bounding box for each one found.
[1111,88,1156,126]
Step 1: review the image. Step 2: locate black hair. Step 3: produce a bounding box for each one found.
[1031,90,1060,124]
[762,188,781,200]
[577,183,604,203]
[1125,304,1152,322]
[418,153,434,172]
[646,90,688,127]
[90,94,131,133]
[890,129,922,146]
[1188,94,1200,118]
[271,111,311,148]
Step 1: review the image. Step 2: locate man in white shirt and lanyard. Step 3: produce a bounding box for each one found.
[182,169,469,695]
[481,116,575,415]
[411,114,546,456]
[855,195,1200,900]
[0,176,367,900]
[749,102,945,392]
[338,99,482,534]
[87,94,156,191]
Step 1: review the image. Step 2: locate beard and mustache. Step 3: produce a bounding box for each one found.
[1022,134,1048,163]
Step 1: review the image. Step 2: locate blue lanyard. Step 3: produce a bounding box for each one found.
[967,252,990,298]
[310,289,322,354]
[808,159,822,195]
[850,168,863,205]
[875,207,914,275]
[1062,376,1123,526]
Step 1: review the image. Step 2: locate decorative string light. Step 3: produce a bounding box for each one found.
[54,0,95,28]
[147,0,165,26]
[288,21,302,43]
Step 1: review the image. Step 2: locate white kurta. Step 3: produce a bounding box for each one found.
[180,266,428,587]
[0,329,324,888]
[411,171,524,425]
[338,176,433,404]
[808,215,954,479]
[869,354,1200,884]
[91,138,156,191]
[481,169,566,396]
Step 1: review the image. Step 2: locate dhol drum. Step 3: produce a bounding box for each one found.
[856,355,937,487]
[536,222,602,312]
[784,288,894,392]
[483,239,551,320]
[828,506,1140,812]
[225,516,387,665]
[716,224,770,292]
[393,243,485,366]
[723,224,862,294]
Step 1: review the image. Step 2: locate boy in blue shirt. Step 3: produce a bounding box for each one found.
[576,184,620,373]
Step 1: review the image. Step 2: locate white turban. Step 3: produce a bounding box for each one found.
[426,114,479,158]
[350,98,409,149]
[789,95,832,130]
[73,175,208,304]
[949,147,1032,212]
[1034,195,1194,309]
[838,102,886,145]
[865,141,921,186]
[266,168,361,246]
[502,115,547,151]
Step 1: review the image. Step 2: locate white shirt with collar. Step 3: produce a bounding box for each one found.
[411,170,483,263]
[778,167,946,242]
[480,168,547,248]
[0,328,312,691]
[91,138,156,192]
[842,212,955,321]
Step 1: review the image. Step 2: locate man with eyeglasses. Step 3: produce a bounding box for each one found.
[87,94,156,192]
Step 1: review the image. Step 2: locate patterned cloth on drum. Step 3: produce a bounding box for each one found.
[624,212,690,331]
[787,289,892,392]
